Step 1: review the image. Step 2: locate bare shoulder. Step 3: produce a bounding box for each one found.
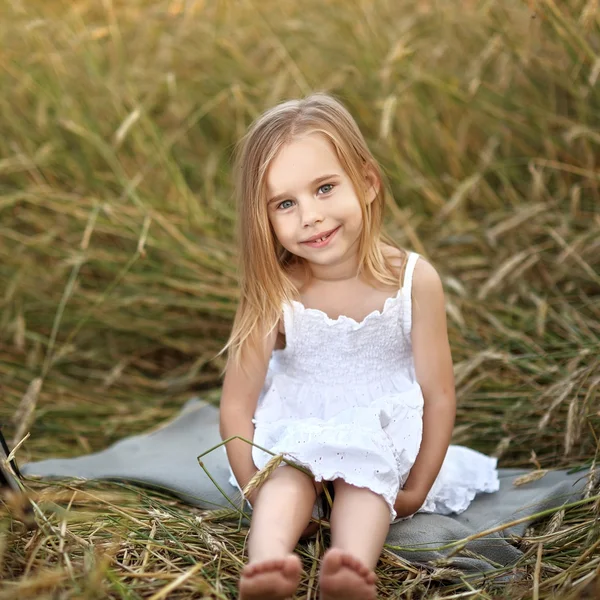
[413,256,442,287]
[412,258,445,309]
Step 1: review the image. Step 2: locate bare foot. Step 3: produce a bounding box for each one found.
[239,554,302,600]
[319,548,377,600]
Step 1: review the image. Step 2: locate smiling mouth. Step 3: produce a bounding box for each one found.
[302,227,339,244]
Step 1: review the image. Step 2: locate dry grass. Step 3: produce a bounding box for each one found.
[1,0,599,597]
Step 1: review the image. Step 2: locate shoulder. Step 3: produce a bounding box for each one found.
[380,244,441,295]
[411,257,446,317]
[412,257,443,295]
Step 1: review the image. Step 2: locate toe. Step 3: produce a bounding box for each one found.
[322,548,343,574]
[347,555,364,572]
[282,554,302,577]
[260,558,283,573]
[339,552,368,577]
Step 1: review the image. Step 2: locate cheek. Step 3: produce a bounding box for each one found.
[269,215,293,242]
[344,206,364,228]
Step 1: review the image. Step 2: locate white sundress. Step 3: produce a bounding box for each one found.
[234,252,499,521]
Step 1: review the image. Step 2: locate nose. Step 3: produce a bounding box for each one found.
[300,198,324,228]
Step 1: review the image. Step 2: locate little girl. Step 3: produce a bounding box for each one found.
[219,93,499,600]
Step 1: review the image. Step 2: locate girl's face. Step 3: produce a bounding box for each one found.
[266,133,375,276]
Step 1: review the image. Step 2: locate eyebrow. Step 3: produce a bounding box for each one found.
[267,174,339,205]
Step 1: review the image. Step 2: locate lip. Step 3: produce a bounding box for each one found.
[301,226,340,248]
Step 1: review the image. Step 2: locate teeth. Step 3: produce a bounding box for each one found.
[305,230,334,243]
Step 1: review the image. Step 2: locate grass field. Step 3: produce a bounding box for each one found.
[1,0,599,598]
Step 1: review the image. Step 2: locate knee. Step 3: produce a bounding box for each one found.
[266,465,318,495]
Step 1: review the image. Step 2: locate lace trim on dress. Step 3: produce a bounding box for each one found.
[283,251,420,331]
[288,289,403,330]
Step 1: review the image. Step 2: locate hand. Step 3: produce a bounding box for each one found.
[393,488,425,518]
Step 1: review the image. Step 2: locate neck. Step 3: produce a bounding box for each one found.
[306,253,361,282]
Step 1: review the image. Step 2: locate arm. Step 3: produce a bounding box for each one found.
[394,259,457,517]
[219,325,277,505]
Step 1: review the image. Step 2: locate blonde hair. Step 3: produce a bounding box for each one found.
[225,93,406,366]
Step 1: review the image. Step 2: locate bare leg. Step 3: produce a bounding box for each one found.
[319,480,390,600]
[239,466,321,600]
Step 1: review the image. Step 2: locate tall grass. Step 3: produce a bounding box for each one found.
[0,0,599,597]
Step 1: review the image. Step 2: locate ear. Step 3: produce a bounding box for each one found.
[364,164,381,205]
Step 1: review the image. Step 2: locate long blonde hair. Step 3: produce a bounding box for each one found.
[225,93,405,367]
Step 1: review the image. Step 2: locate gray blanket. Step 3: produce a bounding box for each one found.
[22,398,588,576]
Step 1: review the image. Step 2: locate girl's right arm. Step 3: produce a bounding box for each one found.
[219,326,277,504]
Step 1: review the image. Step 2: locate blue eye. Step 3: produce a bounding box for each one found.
[277,199,294,210]
[318,183,334,194]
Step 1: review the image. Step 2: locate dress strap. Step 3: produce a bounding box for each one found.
[401,252,420,294]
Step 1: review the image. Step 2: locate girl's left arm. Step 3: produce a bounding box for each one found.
[394,258,457,517]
